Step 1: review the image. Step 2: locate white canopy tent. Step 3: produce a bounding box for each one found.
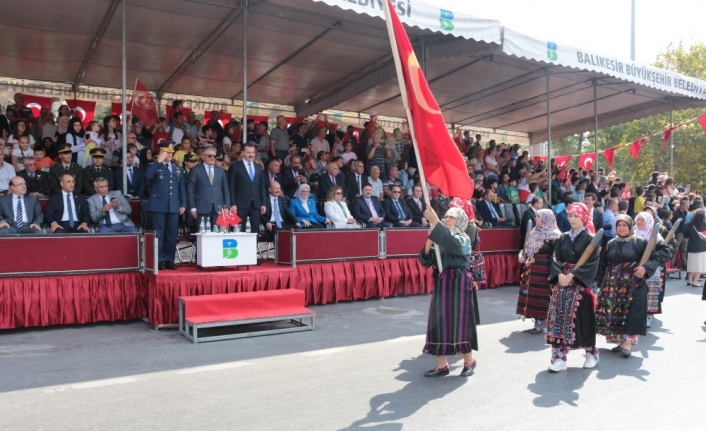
[2,0,706,187]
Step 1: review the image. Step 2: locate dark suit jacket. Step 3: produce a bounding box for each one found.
[345,172,365,198]
[18,170,50,196]
[593,208,605,234]
[318,173,347,199]
[281,167,306,198]
[114,166,145,197]
[187,164,231,214]
[263,171,283,191]
[229,160,266,209]
[476,199,503,224]
[261,194,298,227]
[585,183,599,196]
[351,196,385,222]
[407,197,427,224]
[0,194,43,225]
[382,198,413,223]
[45,191,91,225]
[519,207,536,247]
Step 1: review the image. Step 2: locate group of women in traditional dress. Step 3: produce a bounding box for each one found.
[417,198,675,377]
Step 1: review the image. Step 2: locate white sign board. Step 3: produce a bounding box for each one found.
[196,233,258,267]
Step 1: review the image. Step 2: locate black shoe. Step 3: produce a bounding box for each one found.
[165,262,178,270]
[424,366,449,377]
[460,360,477,377]
[158,262,166,270]
[530,328,542,334]
[611,345,623,352]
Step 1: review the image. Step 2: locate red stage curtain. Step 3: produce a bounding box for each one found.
[482,253,521,288]
[0,272,149,330]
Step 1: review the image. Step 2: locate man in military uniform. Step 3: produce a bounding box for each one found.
[83,148,113,195]
[49,144,83,195]
[144,141,186,270]
[18,157,50,196]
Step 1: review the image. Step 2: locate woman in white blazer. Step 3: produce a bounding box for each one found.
[324,186,360,229]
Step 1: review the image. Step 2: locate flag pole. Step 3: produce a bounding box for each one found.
[383,0,443,271]
[121,0,128,196]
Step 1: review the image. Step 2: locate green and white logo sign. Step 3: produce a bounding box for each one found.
[223,239,238,259]
[547,42,558,61]
[440,9,454,31]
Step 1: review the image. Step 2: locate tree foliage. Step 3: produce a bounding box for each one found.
[550,42,706,189]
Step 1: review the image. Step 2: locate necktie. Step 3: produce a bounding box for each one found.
[102,196,112,227]
[208,166,213,185]
[128,167,133,184]
[248,163,254,181]
[366,198,378,218]
[395,200,405,219]
[331,175,336,185]
[64,165,69,172]
[416,199,422,210]
[273,198,282,228]
[356,175,361,194]
[29,173,35,178]
[15,198,23,229]
[487,201,498,219]
[67,194,75,228]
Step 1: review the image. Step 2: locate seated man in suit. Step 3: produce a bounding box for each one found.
[407,184,429,227]
[0,176,43,234]
[45,173,90,233]
[345,160,366,199]
[88,177,138,233]
[114,151,145,198]
[318,162,347,199]
[261,180,299,236]
[351,183,391,229]
[477,189,513,227]
[382,185,422,227]
[18,158,50,196]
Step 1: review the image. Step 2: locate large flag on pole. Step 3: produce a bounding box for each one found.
[129,79,159,126]
[383,0,473,199]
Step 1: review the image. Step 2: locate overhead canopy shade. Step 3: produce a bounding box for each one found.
[1,0,705,144]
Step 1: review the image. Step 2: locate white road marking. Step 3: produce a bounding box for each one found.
[176,361,255,374]
[301,347,347,356]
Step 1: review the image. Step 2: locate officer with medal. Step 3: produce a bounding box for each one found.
[144,141,186,270]
[49,144,84,195]
[83,148,113,195]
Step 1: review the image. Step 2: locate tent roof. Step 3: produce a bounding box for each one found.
[2,0,705,144]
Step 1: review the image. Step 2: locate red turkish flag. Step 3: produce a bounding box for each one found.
[65,99,96,128]
[578,153,595,170]
[23,95,52,118]
[227,211,242,227]
[554,155,571,168]
[601,146,618,168]
[383,0,473,199]
[129,79,159,127]
[698,113,706,134]
[661,124,682,149]
[216,209,230,229]
[533,155,548,165]
[111,102,123,116]
[204,111,233,129]
[629,138,646,160]
[166,105,192,119]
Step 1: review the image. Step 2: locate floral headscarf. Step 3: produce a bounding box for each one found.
[567,202,595,234]
[635,211,662,241]
[445,207,469,236]
[523,209,561,258]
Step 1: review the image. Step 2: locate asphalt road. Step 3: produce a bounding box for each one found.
[1,277,704,431]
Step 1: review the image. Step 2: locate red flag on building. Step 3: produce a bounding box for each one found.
[383,0,473,199]
[578,153,595,170]
[130,79,159,126]
[629,138,646,160]
[661,124,682,149]
[65,99,96,128]
[204,111,233,128]
[697,113,706,134]
[23,95,52,118]
[554,155,571,168]
[601,146,619,168]
[166,105,192,119]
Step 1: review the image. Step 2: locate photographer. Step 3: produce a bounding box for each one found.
[366,129,391,176]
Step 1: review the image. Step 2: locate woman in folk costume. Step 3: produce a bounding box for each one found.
[596,214,671,357]
[635,212,670,327]
[545,203,601,372]
[450,197,485,291]
[419,206,478,378]
[517,209,561,334]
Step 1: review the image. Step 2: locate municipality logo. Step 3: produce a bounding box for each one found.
[547,42,558,61]
[223,239,238,259]
[440,9,454,31]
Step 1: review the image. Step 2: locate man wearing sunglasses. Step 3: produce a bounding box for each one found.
[382,185,421,228]
[187,146,233,228]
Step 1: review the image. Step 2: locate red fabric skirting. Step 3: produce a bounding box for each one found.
[482,253,522,289]
[0,272,149,330]
[149,258,434,327]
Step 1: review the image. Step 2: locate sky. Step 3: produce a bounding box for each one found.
[428,0,706,65]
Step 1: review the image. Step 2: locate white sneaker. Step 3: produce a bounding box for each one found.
[583,353,599,369]
[548,359,567,372]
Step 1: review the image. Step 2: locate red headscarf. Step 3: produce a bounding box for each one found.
[450,197,475,221]
[567,202,595,234]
